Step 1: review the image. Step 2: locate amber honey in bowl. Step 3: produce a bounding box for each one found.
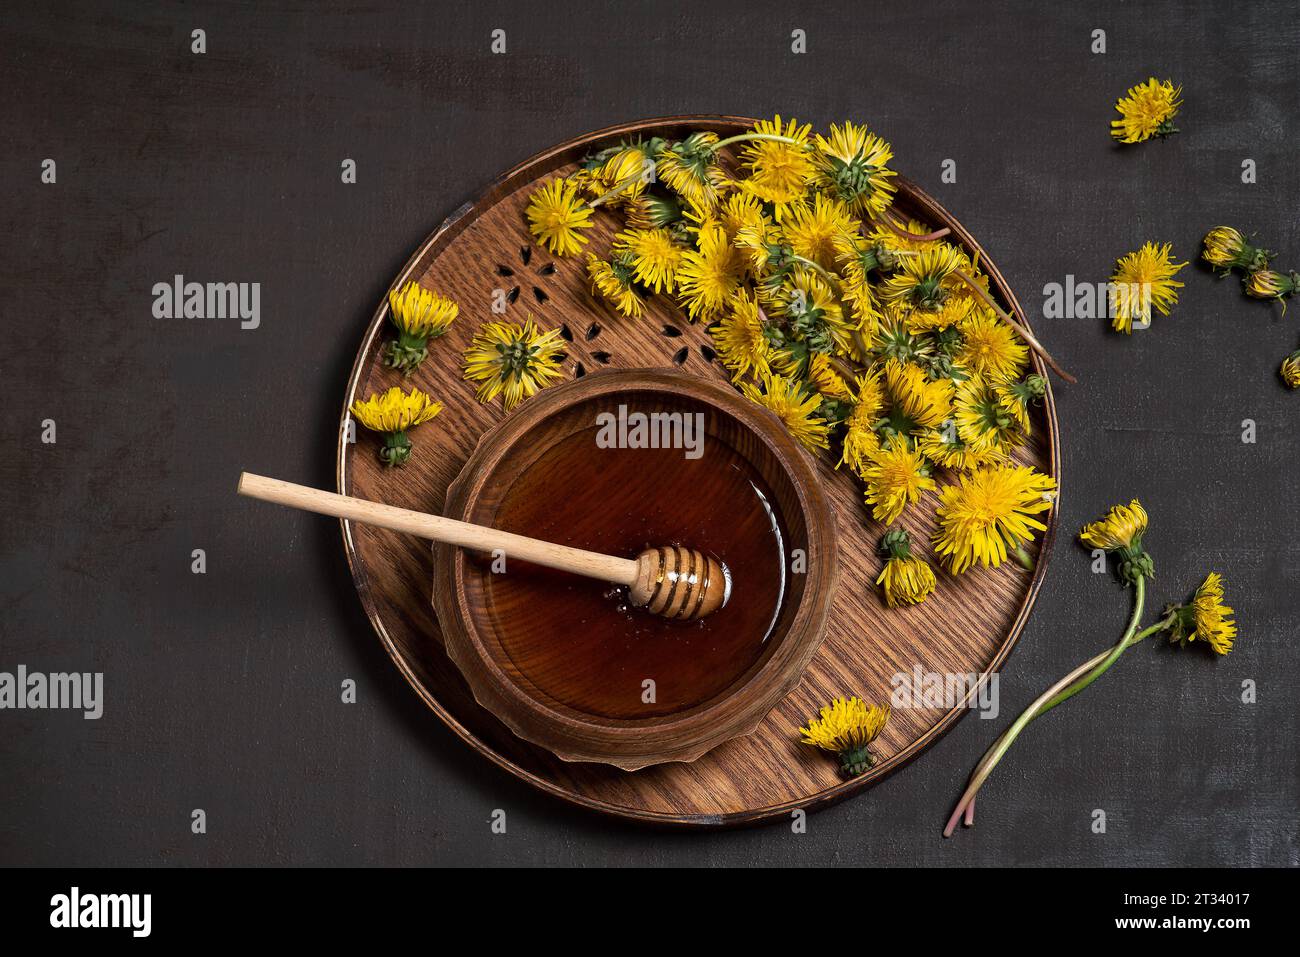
[473,398,796,721]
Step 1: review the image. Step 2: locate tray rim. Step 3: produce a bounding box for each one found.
[335,113,1062,828]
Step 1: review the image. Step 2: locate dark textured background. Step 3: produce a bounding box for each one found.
[2,0,1296,867]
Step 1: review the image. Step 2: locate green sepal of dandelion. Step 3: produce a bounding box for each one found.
[839,744,878,778]
[383,331,434,375]
[1113,540,1154,585]
[878,527,916,562]
[379,431,413,468]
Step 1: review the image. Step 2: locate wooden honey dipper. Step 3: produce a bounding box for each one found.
[238,472,731,620]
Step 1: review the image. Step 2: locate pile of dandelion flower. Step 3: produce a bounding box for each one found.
[350,385,443,467]
[523,116,1068,602]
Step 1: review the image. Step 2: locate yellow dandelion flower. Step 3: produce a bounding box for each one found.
[624,193,683,231]
[709,290,771,383]
[811,121,897,217]
[859,435,936,524]
[586,253,644,318]
[773,266,855,355]
[738,114,815,222]
[677,224,743,322]
[782,193,855,270]
[525,178,594,257]
[953,378,1023,455]
[383,281,459,373]
[799,696,891,776]
[1281,352,1300,388]
[1079,499,1148,551]
[1202,226,1271,275]
[1168,572,1237,655]
[957,307,1029,383]
[462,316,566,412]
[715,192,771,242]
[740,370,830,451]
[876,529,937,608]
[991,374,1045,432]
[349,386,443,467]
[1109,242,1188,333]
[879,243,967,312]
[932,464,1056,574]
[614,228,684,294]
[884,359,954,430]
[838,271,883,348]
[917,426,1007,472]
[656,131,730,213]
[1111,77,1182,144]
[806,352,855,402]
[585,146,651,203]
[838,370,885,472]
[904,295,976,335]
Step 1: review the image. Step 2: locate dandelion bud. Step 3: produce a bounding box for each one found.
[1244,269,1299,302]
[1280,351,1300,389]
[1201,226,1272,275]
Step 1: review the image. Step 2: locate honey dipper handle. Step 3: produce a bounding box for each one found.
[237,472,639,585]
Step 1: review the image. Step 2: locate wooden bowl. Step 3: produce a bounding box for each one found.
[432,369,839,770]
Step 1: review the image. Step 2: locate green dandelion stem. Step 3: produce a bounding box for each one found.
[942,577,1148,837]
[588,176,642,209]
[709,132,807,152]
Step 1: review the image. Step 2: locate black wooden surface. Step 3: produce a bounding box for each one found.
[1,0,1296,866]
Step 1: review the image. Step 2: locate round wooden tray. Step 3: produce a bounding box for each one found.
[336,115,1061,827]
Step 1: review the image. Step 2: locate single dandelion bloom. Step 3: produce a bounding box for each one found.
[677,224,742,322]
[1079,498,1154,585]
[839,271,883,347]
[806,352,855,402]
[992,374,1046,432]
[738,114,815,222]
[349,386,443,467]
[1166,572,1237,655]
[835,232,902,287]
[462,316,566,412]
[905,295,976,335]
[859,435,937,524]
[1201,226,1272,276]
[918,426,1007,472]
[656,132,730,212]
[624,193,683,231]
[1280,351,1300,389]
[782,193,856,271]
[810,121,897,217]
[799,696,891,777]
[838,370,886,472]
[776,266,854,355]
[383,281,459,374]
[1110,77,1182,144]
[953,378,1023,455]
[1244,268,1300,306]
[740,370,830,451]
[932,464,1056,574]
[879,243,966,312]
[584,146,652,203]
[1109,242,1188,333]
[884,359,954,430]
[525,178,595,257]
[957,308,1029,383]
[876,528,938,608]
[614,227,684,294]
[1079,499,1148,551]
[586,253,644,318]
[709,289,771,383]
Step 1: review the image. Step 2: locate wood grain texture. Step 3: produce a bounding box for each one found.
[336,115,1060,826]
